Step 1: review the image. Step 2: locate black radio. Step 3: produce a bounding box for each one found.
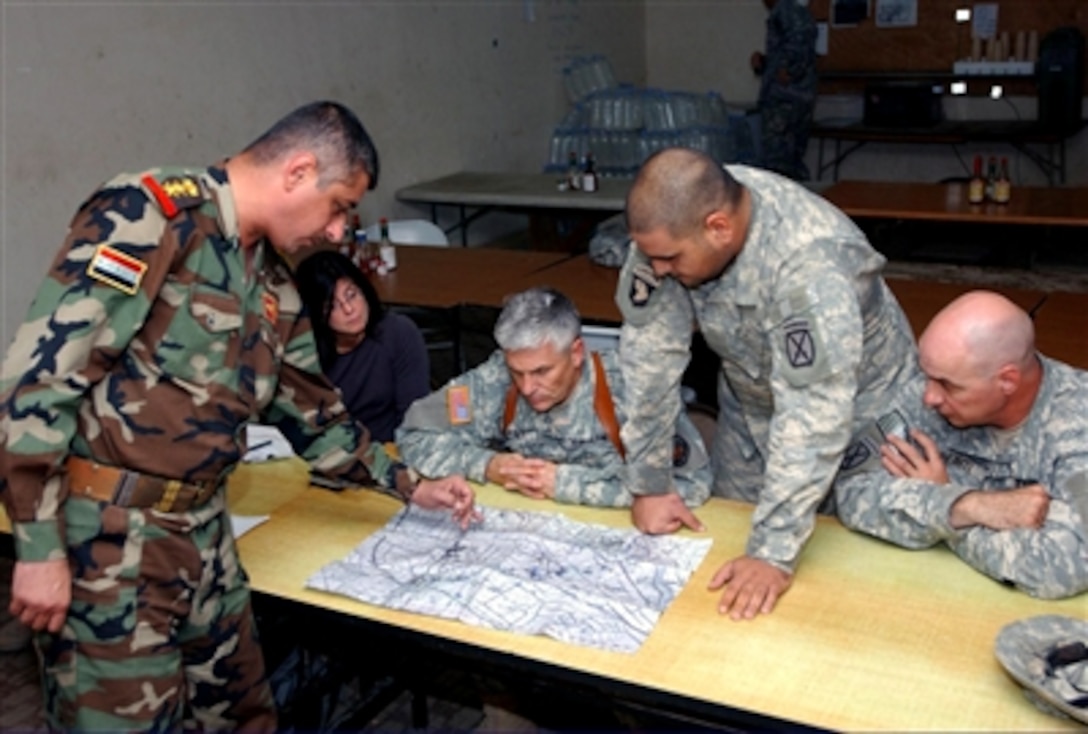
[863,82,944,128]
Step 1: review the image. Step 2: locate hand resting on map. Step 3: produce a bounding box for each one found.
[412,476,481,529]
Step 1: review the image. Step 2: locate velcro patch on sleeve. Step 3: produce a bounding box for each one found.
[616,251,663,327]
[86,244,148,295]
[773,285,834,387]
[446,385,472,425]
[838,424,884,476]
[262,292,279,323]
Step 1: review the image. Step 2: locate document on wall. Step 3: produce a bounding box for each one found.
[875,0,916,28]
[972,3,998,41]
[306,505,712,654]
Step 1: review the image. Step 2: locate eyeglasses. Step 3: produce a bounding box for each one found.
[333,285,361,312]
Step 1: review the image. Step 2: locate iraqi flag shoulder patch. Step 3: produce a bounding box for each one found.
[86,244,148,295]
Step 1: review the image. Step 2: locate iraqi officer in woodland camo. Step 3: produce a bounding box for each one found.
[397,287,712,508]
[836,291,1088,600]
[616,148,917,621]
[0,101,475,732]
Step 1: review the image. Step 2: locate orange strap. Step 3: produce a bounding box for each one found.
[502,380,519,433]
[501,351,624,459]
[591,351,625,460]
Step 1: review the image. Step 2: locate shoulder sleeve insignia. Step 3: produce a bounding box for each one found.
[446,384,472,425]
[629,262,659,307]
[262,292,279,323]
[837,422,885,476]
[784,319,816,369]
[616,250,665,327]
[140,173,205,219]
[839,440,872,472]
[672,434,690,467]
[86,243,148,295]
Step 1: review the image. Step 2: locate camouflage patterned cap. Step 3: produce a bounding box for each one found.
[995,615,1088,724]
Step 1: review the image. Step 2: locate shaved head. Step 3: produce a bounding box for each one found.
[626,148,743,238]
[918,291,1041,429]
[920,291,1035,378]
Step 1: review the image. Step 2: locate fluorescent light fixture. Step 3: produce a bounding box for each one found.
[955,8,971,22]
[951,81,968,95]
[990,84,1003,99]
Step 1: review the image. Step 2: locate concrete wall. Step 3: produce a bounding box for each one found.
[3,0,1086,348]
[1,0,646,347]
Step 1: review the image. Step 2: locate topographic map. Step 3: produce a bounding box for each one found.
[307,505,713,653]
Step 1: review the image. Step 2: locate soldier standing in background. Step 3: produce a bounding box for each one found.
[751,0,818,180]
[836,291,1088,599]
[0,101,475,731]
[397,287,712,508]
[617,148,916,620]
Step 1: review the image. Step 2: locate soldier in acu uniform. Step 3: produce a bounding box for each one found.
[836,291,1088,600]
[617,148,917,620]
[0,101,475,732]
[397,287,712,508]
[751,0,817,180]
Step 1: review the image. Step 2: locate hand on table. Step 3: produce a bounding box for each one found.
[486,453,556,500]
[413,476,481,529]
[631,493,704,535]
[708,555,792,621]
[11,558,70,633]
[881,429,948,484]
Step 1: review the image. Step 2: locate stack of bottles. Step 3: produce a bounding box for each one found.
[545,55,757,179]
[966,155,1011,206]
[562,55,618,103]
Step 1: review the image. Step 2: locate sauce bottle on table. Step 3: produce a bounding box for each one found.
[967,155,985,205]
[567,151,582,191]
[992,157,1011,205]
[581,152,599,193]
[985,156,998,202]
[378,217,397,273]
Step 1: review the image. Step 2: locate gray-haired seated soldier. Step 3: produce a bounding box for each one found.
[835,291,1088,599]
[396,287,712,508]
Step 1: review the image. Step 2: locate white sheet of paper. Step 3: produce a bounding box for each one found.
[243,424,295,463]
[231,514,269,538]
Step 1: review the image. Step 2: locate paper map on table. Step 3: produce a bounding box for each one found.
[306,505,712,653]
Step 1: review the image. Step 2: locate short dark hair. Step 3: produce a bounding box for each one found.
[626,148,742,237]
[294,249,386,371]
[244,101,380,190]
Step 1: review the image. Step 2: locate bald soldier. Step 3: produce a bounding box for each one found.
[0,101,475,731]
[617,148,917,620]
[397,287,712,507]
[835,292,1088,599]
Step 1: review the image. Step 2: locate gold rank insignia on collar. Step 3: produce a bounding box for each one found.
[140,173,205,219]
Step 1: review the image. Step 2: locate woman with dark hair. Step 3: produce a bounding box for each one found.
[295,250,429,442]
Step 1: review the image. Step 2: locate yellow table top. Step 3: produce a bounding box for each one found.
[229,462,1084,732]
[1,460,1082,730]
